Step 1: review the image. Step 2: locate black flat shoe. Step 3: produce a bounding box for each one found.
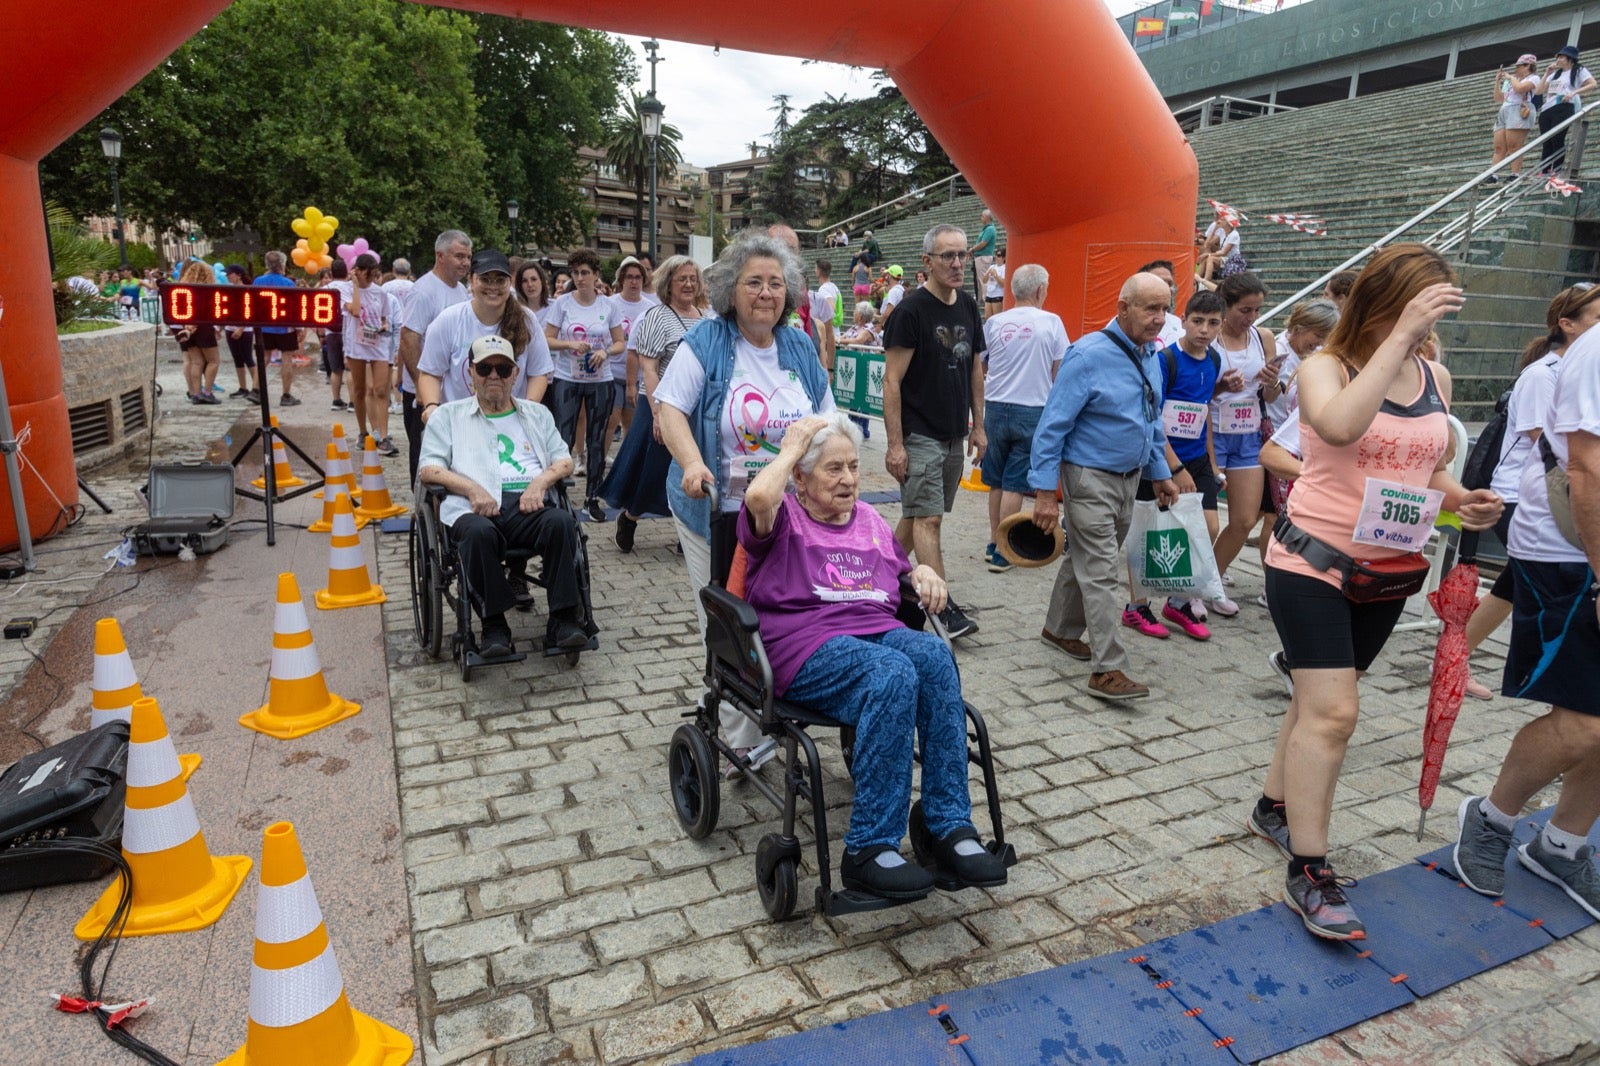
[587,497,606,522]
[615,513,637,553]
[479,615,515,660]
[840,845,934,900]
[932,826,1008,889]
[550,620,588,650]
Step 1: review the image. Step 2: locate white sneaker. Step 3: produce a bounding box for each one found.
[388,401,402,414]
[1186,597,1209,621]
[1255,593,1270,609]
[1208,595,1240,617]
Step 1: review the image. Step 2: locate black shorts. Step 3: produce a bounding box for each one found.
[1138,456,1219,510]
[1265,565,1407,672]
[175,324,217,350]
[225,330,255,368]
[1503,558,1600,713]
[262,331,300,352]
[323,332,346,374]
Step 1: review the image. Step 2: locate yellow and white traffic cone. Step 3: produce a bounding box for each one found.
[92,618,200,781]
[316,423,360,504]
[74,696,251,939]
[240,573,361,739]
[960,466,987,493]
[219,821,412,1066]
[251,416,305,492]
[316,494,386,610]
[353,436,406,521]
[309,447,368,534]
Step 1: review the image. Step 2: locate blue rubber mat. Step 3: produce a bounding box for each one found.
[1416,845,1596,939]
[937,958,1236,1066]
[1347,863,1551,996]
[689,999,973,1066]
[1144,904,1414,1065]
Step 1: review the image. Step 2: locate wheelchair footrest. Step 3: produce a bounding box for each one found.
[818,886,907,917]
[465,649,527,669]
[542,636,599,658]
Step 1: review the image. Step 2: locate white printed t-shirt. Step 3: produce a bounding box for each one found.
[1491,353,1561,502]
[609,295,655,381]
[546,292,624,383]
[401,272,468,392]
[1509,328,1600,563]
[982,306,1068,406]
[417,302,553,403]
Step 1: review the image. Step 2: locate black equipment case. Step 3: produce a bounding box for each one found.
[0,723,128,892]
[130,462,236,556]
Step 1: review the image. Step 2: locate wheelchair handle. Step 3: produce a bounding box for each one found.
[703,479,719,512]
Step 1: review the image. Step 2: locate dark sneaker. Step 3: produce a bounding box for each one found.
[279,393,302,407]
[229,388,251,399]
[1519,836,1600,919]
[938,599,977,639]
[1247,802,1292,859]
[931,826,1007,889]
[1041,628,1091,660]
[1268,651,1294,698]
[1088,670,1148,700]
[840,845,935,901]
[507,572,535,610]
[615,513,638,553]
[1453,796,1512,896]
[376,436,399,457]
[550,620,589,651]
[1285,865,1365,940]
[330,398,348,411]
[479,615,515,660]
[587,497,607,522]
[985,542,1012,573]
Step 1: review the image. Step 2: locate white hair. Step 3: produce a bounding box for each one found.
[923,223,966,255]
[795,412,864,477]
[435,229,472,254]
[1011,264,1048,301]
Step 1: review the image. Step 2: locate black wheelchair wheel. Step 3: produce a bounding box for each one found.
[755,833,799,921]
[668,724,720,839]
[411,503,443,658]
[840,725,857,779]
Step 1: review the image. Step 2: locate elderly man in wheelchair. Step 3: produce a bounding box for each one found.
[735,412,1009,901]
[417,334,591,661]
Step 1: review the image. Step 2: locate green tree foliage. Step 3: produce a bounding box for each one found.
[602,94,683,254]
[46,202,119,327]
[474,16,634,253]
[41,0,632,265]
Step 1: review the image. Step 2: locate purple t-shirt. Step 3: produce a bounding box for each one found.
[738,495,910,696]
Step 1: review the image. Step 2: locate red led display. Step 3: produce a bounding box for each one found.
[158,282,342,329]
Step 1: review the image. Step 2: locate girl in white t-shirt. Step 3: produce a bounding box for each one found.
[1208,272,1276,615]
[543,249,627,517]
[416,255,553,411]
[344,254,398,453]
[608,257,658,447]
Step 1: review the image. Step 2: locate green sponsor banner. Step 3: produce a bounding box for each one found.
[1168,7,1199,23]
[831,347,885,418]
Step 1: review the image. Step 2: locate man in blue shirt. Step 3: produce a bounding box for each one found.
[255,250,303,406]
[1030,272,1179,701]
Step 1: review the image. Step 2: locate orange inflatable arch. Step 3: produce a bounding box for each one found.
[0,0,1196,551]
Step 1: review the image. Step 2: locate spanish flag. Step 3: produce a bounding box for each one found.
[1135,16,1166,35]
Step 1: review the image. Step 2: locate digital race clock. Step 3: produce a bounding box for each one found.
[158,282,343,329]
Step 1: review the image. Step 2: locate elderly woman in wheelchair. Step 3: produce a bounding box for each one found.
[738,412,1008,900]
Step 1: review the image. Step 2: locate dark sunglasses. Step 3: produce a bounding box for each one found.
[473,361,515,378]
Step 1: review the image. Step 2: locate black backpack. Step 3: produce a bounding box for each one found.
[1460,387,1515,491]
[1162,344,1221,397]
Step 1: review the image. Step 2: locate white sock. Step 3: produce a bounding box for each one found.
[873,850,908,869]
[953,838,986,857]
[1542,822,1588,856]
[1479,796,1517,833]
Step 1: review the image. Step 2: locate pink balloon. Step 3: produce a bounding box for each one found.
[336,242,358,269]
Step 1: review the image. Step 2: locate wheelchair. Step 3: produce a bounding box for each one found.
[408,481,599,681]
[666,487,1017,921]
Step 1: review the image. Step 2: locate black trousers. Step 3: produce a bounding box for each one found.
[452,492,581,622]
[403,389,424,490]
[550,379,615,496]
[1539,101,1576,172]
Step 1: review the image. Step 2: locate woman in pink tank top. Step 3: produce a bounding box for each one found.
[1245,244,1505,943]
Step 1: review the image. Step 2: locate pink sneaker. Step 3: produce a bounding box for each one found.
[1121,603,1169,639]
[1162,598,1212,641]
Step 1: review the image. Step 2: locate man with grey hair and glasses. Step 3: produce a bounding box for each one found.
[399,229,473,485]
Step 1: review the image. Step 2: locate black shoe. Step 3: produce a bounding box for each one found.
[230,388,251,399]
[479,614,514,660]
[586,497,606,522]
[937,599,978,639]
[245,389,260,402]
[331,398,349,411]
[1482,174,1500,186]
[550,619,589,650]
[931,826,1008,889]
[279,393,302,407]
[507,572,535,610]
[840,845,935,900]
[615,513,637,553]
[376,436,399,457]
[198,391,221,405]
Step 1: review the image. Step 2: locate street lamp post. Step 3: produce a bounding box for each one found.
[99,127,128,270]
[506,199,519,255]
[639,93,664,261]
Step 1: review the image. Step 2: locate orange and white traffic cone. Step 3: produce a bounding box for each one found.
[74,695,251,939]
[308,446,369,534]
[960,466,987,493]
[251,416,305,492]
[316,423,360,504]
[218,821,412,1066]
[241,573,361,739]
[316,494,386,610]
[92,618,200,782]
[353,436,406,521]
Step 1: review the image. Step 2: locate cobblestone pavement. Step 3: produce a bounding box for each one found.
[8,343,1600,1064]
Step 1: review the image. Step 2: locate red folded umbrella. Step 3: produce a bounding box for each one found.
[1417,561,1481,839]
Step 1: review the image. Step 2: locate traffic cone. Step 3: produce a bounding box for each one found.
[316,494,386,610]
[74,696,251,939]
[960,466,988,492]
[218,822,413,1066]
[252,416,305,492]
[308,447,368,534]
[353,436,406,521]
[92,618,200,782]
[240,573,361,739]
[315,423,360,504]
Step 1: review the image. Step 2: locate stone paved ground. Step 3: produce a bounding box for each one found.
[8,341,1600,1064]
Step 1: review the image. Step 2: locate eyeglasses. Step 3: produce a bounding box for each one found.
[741,278,786,295]
[475,274,511,288]
[472,361,516,378]
[928,251,971,265]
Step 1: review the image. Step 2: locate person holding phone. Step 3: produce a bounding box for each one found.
[1538,46,1596,174]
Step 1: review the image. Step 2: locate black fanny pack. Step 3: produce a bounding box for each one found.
[1274,517,1431,603]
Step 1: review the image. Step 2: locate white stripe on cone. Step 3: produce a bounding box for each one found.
[123,792,202,855]
[331,508,357,538]
[270,643,323,682]
[275,599,310,635]
[126,739,183,788]
[256,874,323,944]
[328,545,366,570]
[91,707,132,726]
[94,654,138,691]
[249,943,345,1028]
[360,471,384,491]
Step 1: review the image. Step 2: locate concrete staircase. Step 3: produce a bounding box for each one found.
[822,194,1007,286]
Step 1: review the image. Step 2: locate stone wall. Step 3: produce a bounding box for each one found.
[59,321,157,470]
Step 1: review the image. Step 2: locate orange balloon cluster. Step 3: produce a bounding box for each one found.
[289,206,339,275]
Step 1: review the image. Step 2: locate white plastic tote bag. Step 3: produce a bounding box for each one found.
[1126,494,1224,603]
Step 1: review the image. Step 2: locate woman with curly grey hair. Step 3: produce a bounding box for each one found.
[656,230,837,773]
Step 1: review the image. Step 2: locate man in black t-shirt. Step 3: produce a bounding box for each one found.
[883,223,987,639]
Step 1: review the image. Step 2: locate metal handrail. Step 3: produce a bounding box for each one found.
[1172,94,1299,120]
[793,173,971,244]
[1258,97,1600,324]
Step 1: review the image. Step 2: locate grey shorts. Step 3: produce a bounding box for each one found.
[1495,101,1536,131]
[902,432,964,517]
